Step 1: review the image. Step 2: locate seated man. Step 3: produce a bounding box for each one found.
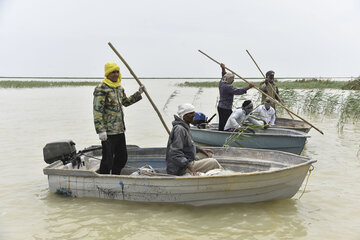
[252,98,276,126]
[166,103,223,176]
[224,100,268,132]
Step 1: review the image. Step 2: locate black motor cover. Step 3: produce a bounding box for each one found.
[43,140,76,164]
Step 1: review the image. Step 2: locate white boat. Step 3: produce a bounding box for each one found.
[43,141,316,206]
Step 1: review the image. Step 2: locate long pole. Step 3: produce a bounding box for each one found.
[108,42,170,135]
[246,49,294,119]
[198,49,324,135]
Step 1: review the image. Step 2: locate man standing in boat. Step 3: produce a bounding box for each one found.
[166,103,223,176]
[93,62,145,175]
[217,63,254,131]
[260,70,281,109]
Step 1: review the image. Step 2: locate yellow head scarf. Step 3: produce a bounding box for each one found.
[103,62,122,88]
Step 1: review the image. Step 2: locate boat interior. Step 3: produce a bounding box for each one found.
[193,123,308,136]
[47,146,311,177]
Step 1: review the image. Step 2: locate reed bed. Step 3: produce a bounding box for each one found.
[273,89,359,128]
[180,77,360,145]
[342,77,360,90]
[1,78,359,129]
[0,80,98,88]
[337,91,360,130]
[180,78,360,90]
[224,89,359,145]
[179,78,360,129]
[1,78,359,89]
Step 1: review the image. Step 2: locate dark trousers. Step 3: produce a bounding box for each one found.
[217,106,233,131]
[99,133,127,175]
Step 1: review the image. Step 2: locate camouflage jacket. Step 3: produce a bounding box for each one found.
[260,80,280,106]
[93,82,142,135]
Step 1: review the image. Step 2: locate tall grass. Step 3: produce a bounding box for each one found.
[342,77,360,90]
[0,80,98,88]
[283,79,345,89]
[337,91,360,131]
[224,90,360,145]
[224,122,263,147]
[180,78,360,90]
[211,88,359,133]
[272,89,360,127]
[192,88,204,106]
[2,78,359,89]
[162,90,179,111]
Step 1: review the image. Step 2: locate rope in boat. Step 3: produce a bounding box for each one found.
[298,165,314,199]
[269,209,279,230]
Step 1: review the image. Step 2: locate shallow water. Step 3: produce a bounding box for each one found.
[0,79,359,240]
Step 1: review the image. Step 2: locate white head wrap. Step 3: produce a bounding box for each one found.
[221,73,235,84]
[177,103,195,120]
[264,98,272,109]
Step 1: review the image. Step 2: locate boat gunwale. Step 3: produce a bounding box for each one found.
[43,146,317,180]
[190,127,311,138]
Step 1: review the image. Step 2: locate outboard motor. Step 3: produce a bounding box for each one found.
[192,112,207,125]
[191,112,216,129]
[43,140,103,168]
[43,140,77,165]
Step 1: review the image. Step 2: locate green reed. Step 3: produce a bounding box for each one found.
[273,89,360,129]
[224,122,262,148]
[162,90,179,111]
[213,88,359,135]
[322,92,343,115]
[192,88,204,106]
[0,81,98,88]
[180,78,360,90]
[337,91,360,131]
[184,78,360,145]
[302,90,324,114]
[342,77,360,90]
[276,89,301,113]
[281,79,345,89]
[192,81,360,146]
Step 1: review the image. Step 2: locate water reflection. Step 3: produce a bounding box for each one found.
[37,194,306,240]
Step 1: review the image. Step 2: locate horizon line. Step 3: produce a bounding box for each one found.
[0,76,357,80]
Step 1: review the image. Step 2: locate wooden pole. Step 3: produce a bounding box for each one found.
[246,49,294,119]
[108,42,171,135]
[198,49,324,135]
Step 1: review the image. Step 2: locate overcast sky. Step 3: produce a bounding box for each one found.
[0,0,359,78]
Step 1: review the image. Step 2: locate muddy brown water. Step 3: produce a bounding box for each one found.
[0,79,359,239]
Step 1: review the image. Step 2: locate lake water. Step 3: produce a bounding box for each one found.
[0,79,359,240]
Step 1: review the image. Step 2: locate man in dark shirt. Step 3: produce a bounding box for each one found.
[166,103,223,176]
[217,63,254,131]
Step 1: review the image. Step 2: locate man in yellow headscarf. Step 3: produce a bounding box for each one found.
[93,62,145,175]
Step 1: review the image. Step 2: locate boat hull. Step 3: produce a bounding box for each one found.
[190,127,310,155]
[44,147,315,206]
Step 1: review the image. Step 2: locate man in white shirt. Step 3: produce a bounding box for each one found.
[224,100,266,132]
[252,98,276,126]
